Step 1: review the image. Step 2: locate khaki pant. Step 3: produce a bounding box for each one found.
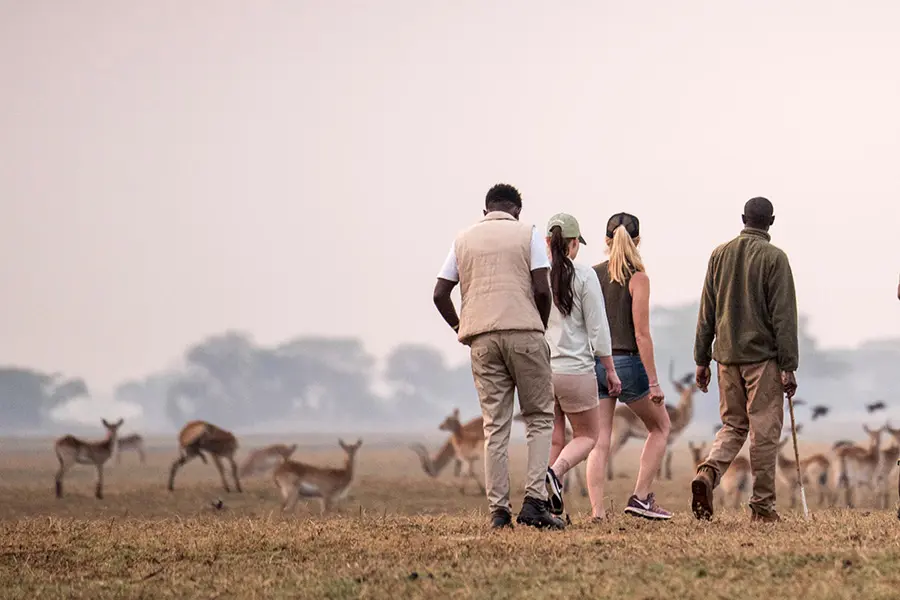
[699,359,784,512]
[469,330,554,513]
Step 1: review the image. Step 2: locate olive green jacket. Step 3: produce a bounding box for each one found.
[694,228,799,372]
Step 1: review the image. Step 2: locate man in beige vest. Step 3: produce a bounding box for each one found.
[433,183,564,530]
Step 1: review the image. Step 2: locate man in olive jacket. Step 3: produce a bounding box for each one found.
[690,197,799,523]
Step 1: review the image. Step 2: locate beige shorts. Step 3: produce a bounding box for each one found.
[551,372,600,414]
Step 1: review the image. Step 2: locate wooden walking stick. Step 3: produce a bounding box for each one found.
[786,392,809,519]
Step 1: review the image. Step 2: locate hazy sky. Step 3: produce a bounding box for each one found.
[2,1,899,392]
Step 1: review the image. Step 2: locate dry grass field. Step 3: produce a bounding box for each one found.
[2,432,900,599]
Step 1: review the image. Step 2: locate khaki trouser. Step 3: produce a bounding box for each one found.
[469,330,555,513]
[699,359,784,512]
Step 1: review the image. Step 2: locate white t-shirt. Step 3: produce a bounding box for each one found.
[436,225,550,282]
[545,262,613,374]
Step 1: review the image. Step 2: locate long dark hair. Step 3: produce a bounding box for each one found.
[549,226,575,317]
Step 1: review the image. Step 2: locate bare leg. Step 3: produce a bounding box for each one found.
[606,421,629,481]
[586,398,617,519]
[549,402,567,468]
[551,405,600,478]
[627,396,671,499]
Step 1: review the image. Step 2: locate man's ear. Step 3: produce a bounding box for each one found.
[483,209,488,216]
[770,215,775,226]
[741,214,747,225]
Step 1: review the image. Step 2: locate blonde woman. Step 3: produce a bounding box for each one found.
[542,213,622,518]
[588,212,672,520]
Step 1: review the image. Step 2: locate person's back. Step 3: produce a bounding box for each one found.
[593,261,639,355]
[432,183,563,531]
[697,230,797,369]
[454,214,544,343]
[547,261,611,374]
[691,196,798,524]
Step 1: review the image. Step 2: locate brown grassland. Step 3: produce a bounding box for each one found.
[1,433,900,599]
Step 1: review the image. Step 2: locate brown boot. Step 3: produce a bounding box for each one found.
[750,506,781,523]
[691,468,715,521]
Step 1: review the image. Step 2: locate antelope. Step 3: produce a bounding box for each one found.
[829,425,883,508]
[168,420,242,493]
[54,418,124,499]
[874,424,900,509]
[607,364,699,481]
[410,416,484,479]
[115,433,146,464]
[775,436,831,508]
[687,441,751,509]
[274,438,362,514]
[433,408,485,495]
[238,443,298,478]
[513,412,587,496]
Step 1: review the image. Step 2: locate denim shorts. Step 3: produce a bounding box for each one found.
[594,354,650,404]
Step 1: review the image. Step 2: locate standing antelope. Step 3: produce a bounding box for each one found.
[607,366,699,481]
[875,425,900,509]
[238,443,298,478]
[54,418,123,499]
[687,441,751,509]
[829,425,883,508]
[115,433,146,465]
[274,438,362,514]
[775,436,831,508]
[437,408,485,495]
[168,420,242,493]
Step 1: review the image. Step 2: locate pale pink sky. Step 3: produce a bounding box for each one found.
[2,1,899,391]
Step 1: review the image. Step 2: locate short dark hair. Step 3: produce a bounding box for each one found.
[485,183,522,210]
[743,196,774,228]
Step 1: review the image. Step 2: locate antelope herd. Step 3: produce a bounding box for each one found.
[43,389,900,516]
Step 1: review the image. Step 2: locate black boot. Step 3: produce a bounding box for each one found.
[491,508,513,529]
[516,496,565,530]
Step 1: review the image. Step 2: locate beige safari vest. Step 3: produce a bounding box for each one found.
[454,211,545,344]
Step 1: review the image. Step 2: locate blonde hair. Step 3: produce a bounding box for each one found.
[605,225,645,285]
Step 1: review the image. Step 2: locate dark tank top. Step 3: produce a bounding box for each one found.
[593,261,639,354]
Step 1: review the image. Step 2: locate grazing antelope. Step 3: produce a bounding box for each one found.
[435,408,485,495]
[829,425,883,508]
[775,436,831,508]
[410,416,484,479]
[54,418,124,499]
[115,433,146,465]
[687,441,751,509]
[274,438,362,514]
[513,412,587,496]
[607,364,699,481]
[238,443,298,478]
[168,420,242,493]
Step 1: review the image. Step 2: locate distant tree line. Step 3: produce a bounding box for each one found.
[1,303,895,435]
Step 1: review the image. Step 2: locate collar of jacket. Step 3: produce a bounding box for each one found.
[740,227,771,241]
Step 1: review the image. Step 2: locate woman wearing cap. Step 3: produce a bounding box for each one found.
[588,212,672,521]
[542,213,622,519]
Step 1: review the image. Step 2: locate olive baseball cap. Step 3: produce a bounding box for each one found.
[546,213,587,245]
[606,212,640,239]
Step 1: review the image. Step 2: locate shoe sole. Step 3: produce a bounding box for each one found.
[624,506,672,520]
[516,516,565,530]
[691,479,714,520]
[545,474,565,516]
